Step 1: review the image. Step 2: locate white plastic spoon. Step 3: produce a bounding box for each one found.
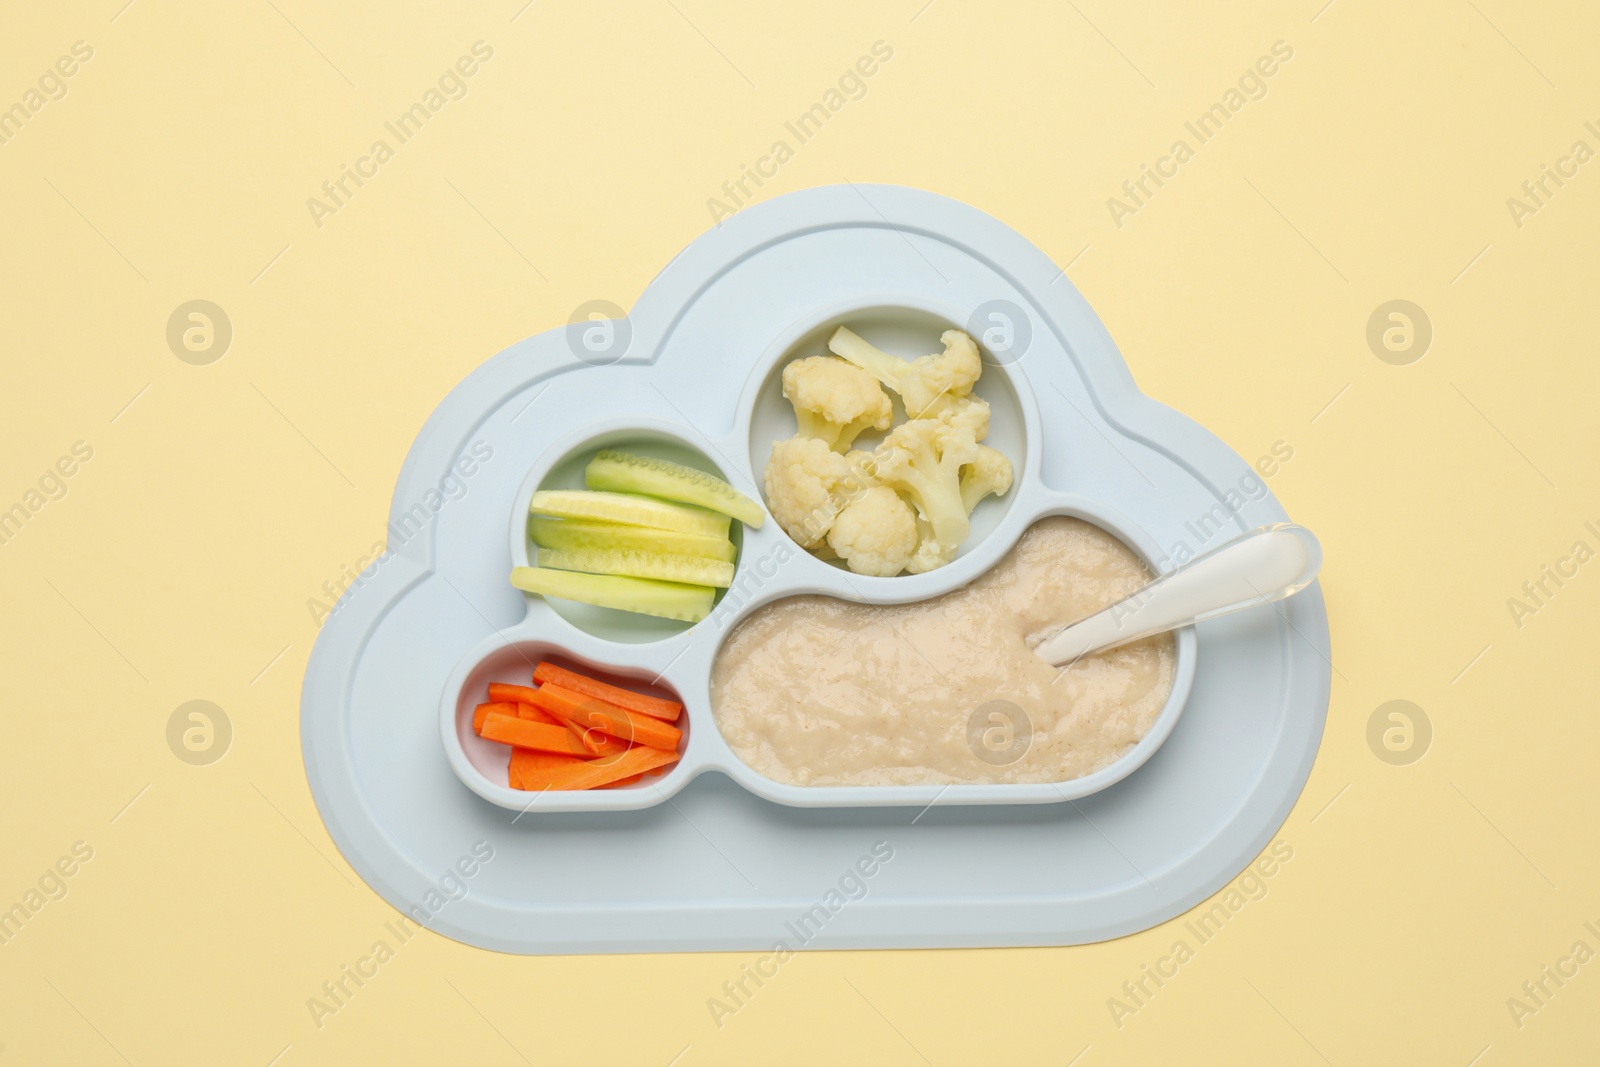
[1030,523,1323,667]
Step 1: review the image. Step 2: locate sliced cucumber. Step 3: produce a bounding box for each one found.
[510,566,715,622]
[585,450,766,528]
[540,547,734,588]
[529,516,737,563]
[529,489,730,538]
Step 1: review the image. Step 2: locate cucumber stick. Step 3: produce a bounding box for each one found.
[585,450,766,528]
[529,489,729,538]
[541,547,734,588]
[529,516,736,563]
[509,567,715,622]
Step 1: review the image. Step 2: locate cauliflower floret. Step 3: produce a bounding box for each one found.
[908,388,994,429]
[781,356,893,451]
[904,514,951,574]
[939,394,991,441]
[870,409,981,567]
[843,448,882,490]
[763,436,852,549]
[902,441,1012,572]
[767,325,1013,574]
[826,486,919,576]
[828,327,983,420]
[906,541,953,574]
[960,445,1014,512]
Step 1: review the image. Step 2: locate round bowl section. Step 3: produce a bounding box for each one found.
[744,298,1035,578]
[508,421,745,645]
[704,495,1198,807]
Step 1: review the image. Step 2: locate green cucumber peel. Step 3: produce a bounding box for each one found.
[585,450,765,528]
[528,516,736,563]
[509,566,714,622]
[539,547,734,588]
[529,489,730,538]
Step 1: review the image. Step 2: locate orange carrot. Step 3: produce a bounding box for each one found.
[533,662,682,722]
[489,682,541,705]
[516,745,680,791]
[551,713,630,757]
[480,712,595,757]
[516,702,561,726]
[601,773,645,789]
[473,701,521,734]
[509,748,582,789]
[535,694,638,758]
[513,749,582,772]
[543,708,629,757]
[547,700,608,753]
[571,722,615,755]
[489,682,597,743]
[526,683,682,751]
[583,730,631,757]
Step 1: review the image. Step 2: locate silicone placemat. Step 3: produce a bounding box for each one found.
[300,184,1330,954]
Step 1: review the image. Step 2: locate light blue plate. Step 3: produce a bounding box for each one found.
[300,185,1330,953]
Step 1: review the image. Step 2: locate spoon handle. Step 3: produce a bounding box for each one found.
[1031,523,1322,667]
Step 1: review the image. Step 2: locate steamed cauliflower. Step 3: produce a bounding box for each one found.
[960,445,1014,512]
[844,447,882,489]
[871,409,982,563]
[906,524,954,574]
[763,436,852,549]
[782,356,893,451]
[829,327,983,419]
[827,486,919,576]
[940,394,991,442]
[762,323,1013,576]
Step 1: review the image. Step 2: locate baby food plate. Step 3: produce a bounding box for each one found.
[301,185,1330,954]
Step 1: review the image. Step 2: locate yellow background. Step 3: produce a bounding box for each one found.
[3,0,1596,1063]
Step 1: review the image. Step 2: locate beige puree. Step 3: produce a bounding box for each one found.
[710,517,1176,786]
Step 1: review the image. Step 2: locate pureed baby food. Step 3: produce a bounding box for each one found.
[711,517,1176,786]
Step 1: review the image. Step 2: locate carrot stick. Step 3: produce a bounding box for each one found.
[473,701,521,734]
[545,708,629,756]
[489,682,541,705]
[516,702,561,726]
[564,718,599,752]
[584,731,630,757]
[543,706,629,757]
[540,695,595,749]
[544,696,610,753]
[480,712,595,757]
[509,748,582,789]
[491,682,602,744]
[512,749,582,772]
[533,662,682,722]
[526,683,682,751]
[477,700,559,732]
[531,692,635,755]
[600,774,645,789]
[516,745,680,791]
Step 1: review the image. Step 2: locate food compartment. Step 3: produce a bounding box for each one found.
[507,423,751,644]
[444,636,692,810]
[706,501,1198,805]
[744,301,1036,580]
